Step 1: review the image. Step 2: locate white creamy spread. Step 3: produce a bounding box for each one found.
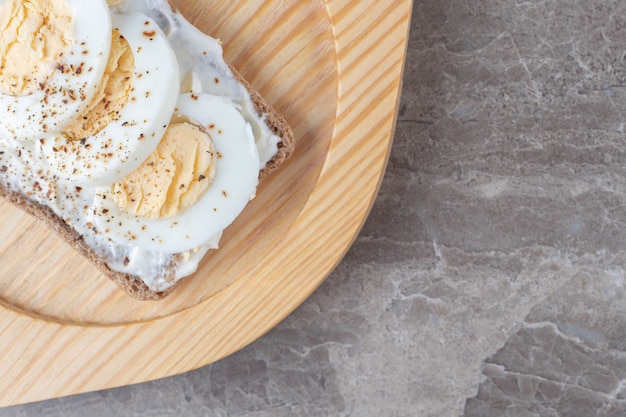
[0,0,281,292]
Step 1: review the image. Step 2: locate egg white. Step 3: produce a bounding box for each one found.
[41,11,180,187]
[0,0,112,141]
[91,93,260,253]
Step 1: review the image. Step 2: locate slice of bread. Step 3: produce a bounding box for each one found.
[0,43,294,301]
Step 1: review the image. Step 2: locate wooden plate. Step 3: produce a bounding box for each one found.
[0,0,412,406]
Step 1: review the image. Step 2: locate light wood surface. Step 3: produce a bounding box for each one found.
[0,0,412,406]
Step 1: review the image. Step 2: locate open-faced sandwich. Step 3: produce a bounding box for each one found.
[0,0,294,299]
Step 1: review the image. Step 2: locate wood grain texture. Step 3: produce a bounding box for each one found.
[0,0,412,406]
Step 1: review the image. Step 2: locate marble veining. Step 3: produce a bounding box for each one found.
[4,0,626,416]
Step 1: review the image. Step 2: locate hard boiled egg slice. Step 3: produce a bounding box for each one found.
[0,0,112,141]
[41,11,180,187]
[91,93,260,253]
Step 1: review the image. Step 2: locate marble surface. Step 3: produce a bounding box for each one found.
[4,0,626,415]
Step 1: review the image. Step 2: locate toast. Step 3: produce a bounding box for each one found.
[0,0,294,300]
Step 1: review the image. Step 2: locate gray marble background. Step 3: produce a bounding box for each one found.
[4,0,626,416]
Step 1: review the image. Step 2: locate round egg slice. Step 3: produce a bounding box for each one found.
[0,0,112,141]
[41,11,180,187]
[91,93,260,253]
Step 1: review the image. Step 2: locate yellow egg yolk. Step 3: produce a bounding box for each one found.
[107,0,126,7]
[0,0,73,96]
[63,29,134,141]
[113,122,216,219]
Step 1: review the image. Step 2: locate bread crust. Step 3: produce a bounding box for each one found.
[0,57,294,301]
[230,65,295,179]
